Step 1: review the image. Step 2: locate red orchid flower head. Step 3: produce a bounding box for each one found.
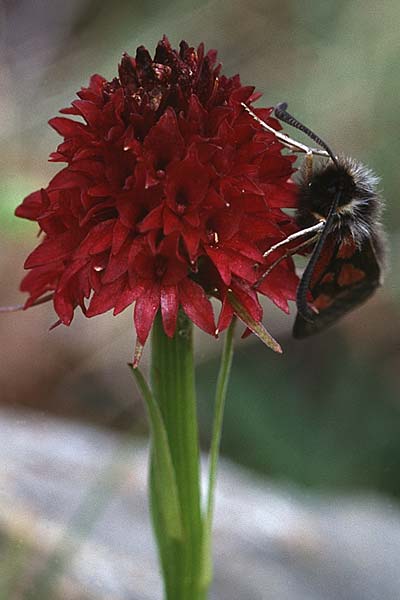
[16,37,299,350]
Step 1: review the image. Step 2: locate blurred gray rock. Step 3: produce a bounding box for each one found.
[1,409,400,600]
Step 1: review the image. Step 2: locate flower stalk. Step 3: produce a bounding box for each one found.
[150,311,204,599]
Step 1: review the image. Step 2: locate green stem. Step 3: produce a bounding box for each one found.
[150,311,204,600]
[201,317,236,587]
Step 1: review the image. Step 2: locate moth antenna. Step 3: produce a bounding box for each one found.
[275,102,339,169]
[240,103,330,158]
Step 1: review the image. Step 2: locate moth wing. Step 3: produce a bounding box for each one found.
[293,234,383,339]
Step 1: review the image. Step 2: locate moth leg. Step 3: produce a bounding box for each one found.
[256,233,320,288]
[263,221,325,259]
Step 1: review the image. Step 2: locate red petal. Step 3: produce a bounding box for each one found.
[179,278,215,335]
[49,117,88,138]
[134,283,161,344]
[86,277,125,316]
[49,168,89,191]
[15,189,49,221]
[138,204,163,232]
[24,230,81,268]
[163,207,181,234]
[144,107,185,168]
[227,251,258,284]
[216,295,234,333]
[76,220,114,257]
[60,106,81,116]
[258,154,295,182]
[58,259,87,290]
[113,283,144,315]
[70,159,105,179]
[258,264,298,314]
[229,86,256,105]
[20,265,60,302]
[112,221,130,255]
[54,291,74,325]
[72,99,103,128]
[182,227,200,260]
[165,153,210,210]
[205,247,231,285]
[263,182,299,208]
[102,241,130,283]
[227,237,264,262]
[87,183,114,197]
[179,94,207,136]
[160,285,179,337]
[117,194,143,228]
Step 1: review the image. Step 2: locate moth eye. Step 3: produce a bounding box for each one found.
[327,185,336,195]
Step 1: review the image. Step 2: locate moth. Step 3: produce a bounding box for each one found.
[242,102,386,338]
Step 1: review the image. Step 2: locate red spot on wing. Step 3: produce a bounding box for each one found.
[338,264,365,287]
[313,294,334,310]
[320,272,335,284]
[310,235,337,286]
[337,239,357,259]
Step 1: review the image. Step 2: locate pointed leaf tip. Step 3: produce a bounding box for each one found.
[133,339,144,368]
[227,290,283,354]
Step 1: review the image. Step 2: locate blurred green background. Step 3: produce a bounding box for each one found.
[1,0,400,501]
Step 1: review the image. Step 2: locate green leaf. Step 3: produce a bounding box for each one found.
[129,365,184,541]
[227,290,283,354]
[201,318,236,588]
